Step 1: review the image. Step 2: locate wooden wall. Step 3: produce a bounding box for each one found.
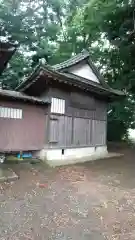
[48,116,106,148]
[0,100,47,152]
[41,87,107,148]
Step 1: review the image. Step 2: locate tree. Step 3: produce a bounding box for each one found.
[1,51,32,89]
[0,0,67,87]
[71,0,135,140]
[0,0,87,87]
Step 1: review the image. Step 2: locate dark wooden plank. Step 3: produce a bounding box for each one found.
[58,116,65,146]
[91,120,106,145]
[70,92,96,110]
[65,116,72,146]
[73,118,88,146]
[87,119,92,145]
[91,120,95,145]
[49,118,59,143]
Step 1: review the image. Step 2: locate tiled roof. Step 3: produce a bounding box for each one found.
[16,50,124,99]
[53,50,109,89]
[16,65,124,98]
[0,89,50,105]
[53,50,89,71]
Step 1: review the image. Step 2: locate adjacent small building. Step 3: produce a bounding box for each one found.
[0,89,50,152]
[0,42,50,155]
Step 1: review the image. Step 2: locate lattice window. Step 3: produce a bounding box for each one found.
[51,98,65,114]
[0,107,22,119]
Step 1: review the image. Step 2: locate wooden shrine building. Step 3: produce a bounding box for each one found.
[15,50,123,165]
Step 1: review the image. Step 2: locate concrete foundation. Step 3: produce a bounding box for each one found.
[36,145,109,166]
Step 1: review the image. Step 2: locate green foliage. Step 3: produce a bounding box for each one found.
[74,0,135,140]
[1,51,32,89]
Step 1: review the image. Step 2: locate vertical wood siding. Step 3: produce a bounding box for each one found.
[65,116,72,146]
[73,118,88,146]
[41,86,107,148]
[49,115,106,147]
[91,120,106,146]
[50,118,59,143]
[49,115,72,147]
[0,100,47,152]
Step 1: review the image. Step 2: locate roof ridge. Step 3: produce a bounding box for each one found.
[16,50,90,90]
[53,49,89,71]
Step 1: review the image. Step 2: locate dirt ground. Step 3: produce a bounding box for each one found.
[1,148,135,240]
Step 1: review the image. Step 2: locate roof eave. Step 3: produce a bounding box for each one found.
[16,64,41,91]
[0,89,50,105]
[17,66,124,99]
